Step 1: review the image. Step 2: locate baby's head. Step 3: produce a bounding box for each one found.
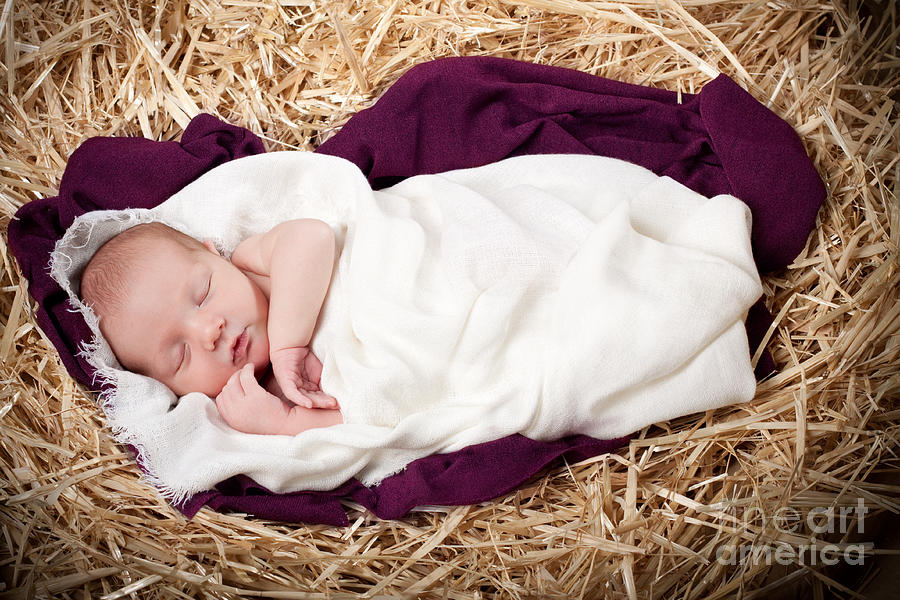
[81,222,270,397]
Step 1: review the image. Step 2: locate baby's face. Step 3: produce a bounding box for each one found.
[100,238,270,397]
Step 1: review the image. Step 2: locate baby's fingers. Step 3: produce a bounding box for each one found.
[280,383,314,409]
[311,391,339,409]
[271,368,314,408]
[222,368,246,395]
[297,389,338,409]
[217,371,239,402]
[238,363,262,393]
[215,388,236,422]
[215,367,249,414]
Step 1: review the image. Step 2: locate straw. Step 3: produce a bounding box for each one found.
[1,0,897,597]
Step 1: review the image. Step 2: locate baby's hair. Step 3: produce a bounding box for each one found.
[80,222,205,321]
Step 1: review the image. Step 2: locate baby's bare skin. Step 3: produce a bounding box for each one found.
[212,219,342,434]
[216,362,343,435]
[91,219,342,437]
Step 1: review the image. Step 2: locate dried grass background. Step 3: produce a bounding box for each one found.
[1,0,898,598]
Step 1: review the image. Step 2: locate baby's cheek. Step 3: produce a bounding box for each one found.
[212,365,238,397]
[218,369,235,390]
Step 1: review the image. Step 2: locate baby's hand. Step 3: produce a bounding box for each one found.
[270,346,339,409]
[215,364,290,435]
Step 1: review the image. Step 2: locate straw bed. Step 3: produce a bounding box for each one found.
[1,0,898,598]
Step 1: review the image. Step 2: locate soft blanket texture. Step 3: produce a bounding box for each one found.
[51,151,762,503]
[8,57,826,525]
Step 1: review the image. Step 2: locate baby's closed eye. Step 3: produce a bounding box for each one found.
[198,273,211,305]
[175,343,188,373]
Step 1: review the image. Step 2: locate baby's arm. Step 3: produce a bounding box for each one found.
[231,218,335,348]
[231,219,336,408]
[216,364,342,435]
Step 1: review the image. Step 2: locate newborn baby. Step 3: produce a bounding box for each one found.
[80,220,344,435]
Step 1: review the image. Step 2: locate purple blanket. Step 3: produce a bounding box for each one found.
[8,57,824,526]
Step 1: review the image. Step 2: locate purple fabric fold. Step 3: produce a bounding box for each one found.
[7,56,825,526]
[187,434,628,527]
[318,57,824,273]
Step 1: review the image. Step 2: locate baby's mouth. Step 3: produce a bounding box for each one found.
[232,328,249,364]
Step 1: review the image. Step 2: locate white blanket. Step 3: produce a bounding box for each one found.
[51,152,762,503]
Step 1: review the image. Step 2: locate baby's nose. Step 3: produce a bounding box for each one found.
[200,315,225,351]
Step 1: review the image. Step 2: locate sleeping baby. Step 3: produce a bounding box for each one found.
[79,219,343,435]
[55,150,763,496]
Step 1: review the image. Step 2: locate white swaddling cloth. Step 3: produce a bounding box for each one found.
[51,151,762,503]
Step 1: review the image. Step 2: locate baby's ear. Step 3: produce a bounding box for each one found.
[202,239,221,256]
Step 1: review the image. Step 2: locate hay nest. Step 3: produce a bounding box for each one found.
[1,0,898,597]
